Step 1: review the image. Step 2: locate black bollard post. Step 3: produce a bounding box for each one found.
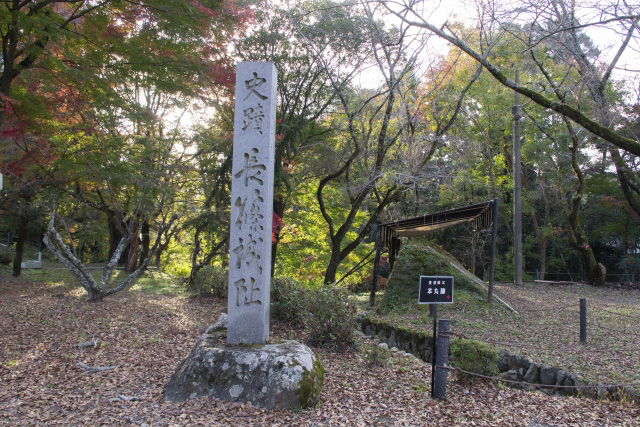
[430,305,437,398]
[580,298,587,344]
[433,319,450,399]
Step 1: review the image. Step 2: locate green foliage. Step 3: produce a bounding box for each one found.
[271,277,307,324]
[162,240,193,277]
[271,278,357,349]
[0,0,251,289]
[450,339,499,378]
[618,256,640,275]
[303,284,357,350]
[493,251,515,283]
[186,265,228,298]
[361,344,391,367]
[275,178,374,288]
[0,246,13,265]
[3,0,636,293]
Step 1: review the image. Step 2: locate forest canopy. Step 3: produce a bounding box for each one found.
[1,0,639,297]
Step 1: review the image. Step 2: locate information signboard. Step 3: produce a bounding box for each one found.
[418,276,454,304]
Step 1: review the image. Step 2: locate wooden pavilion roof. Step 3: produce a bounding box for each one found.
[377,200,496,248]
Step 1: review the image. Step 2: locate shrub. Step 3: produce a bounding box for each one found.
[361,344,390,367]
[450,339,499,379]
[302,284,356,350]
[0,246,13,265]
[271,277,306,324]
[187,265,228,298]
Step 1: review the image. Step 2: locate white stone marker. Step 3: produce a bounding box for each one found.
[227,62,277,345]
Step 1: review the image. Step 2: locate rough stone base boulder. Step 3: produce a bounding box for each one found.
[162,330,324,410]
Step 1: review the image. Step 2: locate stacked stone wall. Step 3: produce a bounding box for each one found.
[360,317,638,404]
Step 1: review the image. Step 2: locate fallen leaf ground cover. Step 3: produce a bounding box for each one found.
[360,281,640,392]
[1,272,639,426]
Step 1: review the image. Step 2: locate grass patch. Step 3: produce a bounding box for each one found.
[1,263,184,296]
[128,270,184,295]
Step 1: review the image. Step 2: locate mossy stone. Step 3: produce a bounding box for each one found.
[298,357,325,408]
[450,339,499,377]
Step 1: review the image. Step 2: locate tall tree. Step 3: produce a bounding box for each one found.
[184,110,234,290]
[235,0,342,274]
[381,0,640,156]
[293,1,432,283]
[1,0,251,282]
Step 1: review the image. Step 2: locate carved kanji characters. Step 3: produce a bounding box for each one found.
[243,72,268,101]
[234,148,266,187]
[242,103,266,134]
[234,189,265,232]
[232,234,264,274]
[234,277,262,307]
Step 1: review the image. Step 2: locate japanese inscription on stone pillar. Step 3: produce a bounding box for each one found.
[227,62,276,345]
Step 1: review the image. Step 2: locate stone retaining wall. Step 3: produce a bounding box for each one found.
[360,317,435,362]
[360,317,638,404]
[497,350,638,402]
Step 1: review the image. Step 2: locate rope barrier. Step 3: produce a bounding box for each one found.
[462,317,575,328]
[516,305,579,313]
[447,332,640,353]
[596,308,640,321]
[589,321,640,338]
[437,365,640,391]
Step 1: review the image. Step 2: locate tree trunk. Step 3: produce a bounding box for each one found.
[108,216,123,262]
[11,213,28,277]
[324,240,343,284]
[270,199,285,277]
[565,209,605,286]
[610,147,640,217]
[563,119,605,286]
[125,234,140,273]
[139,221,150,271]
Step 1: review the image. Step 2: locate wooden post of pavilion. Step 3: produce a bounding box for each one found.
[488,198,499,303]
[369,225,382,309]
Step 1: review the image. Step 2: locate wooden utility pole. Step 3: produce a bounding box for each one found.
[513,70,523,286]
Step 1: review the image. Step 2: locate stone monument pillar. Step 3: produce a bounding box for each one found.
[163,63,324,409]
[227,62,277,345]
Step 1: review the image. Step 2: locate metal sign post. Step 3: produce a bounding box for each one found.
[419,276,454,398]
[430,304,437,398]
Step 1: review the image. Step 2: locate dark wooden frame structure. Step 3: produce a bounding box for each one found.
[369,199,499,308]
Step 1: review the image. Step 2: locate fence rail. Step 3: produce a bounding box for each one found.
[526,270,639,282]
